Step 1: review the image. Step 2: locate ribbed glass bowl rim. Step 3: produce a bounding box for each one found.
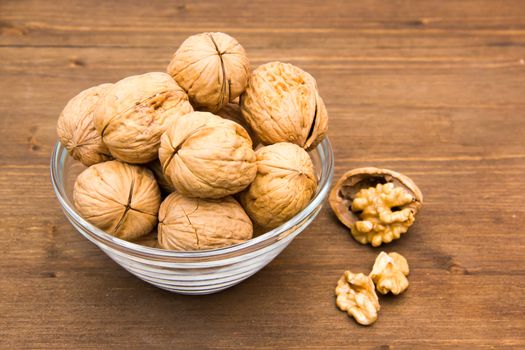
[50,138,334,262]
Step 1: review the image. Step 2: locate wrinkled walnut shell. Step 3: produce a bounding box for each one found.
[158,192,253,251]
[159,111,256,199]
[94,72,193,164]
[147,159,176,194]
[240,142,317,228]
[57,83,113,166]
[329,167,423,235]
[167,32,250,112]
[73,160,161,241]
[240,61,328,150]
[216,102,260,147]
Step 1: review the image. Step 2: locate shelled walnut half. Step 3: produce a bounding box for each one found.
[370,252,410,295]
[335,271,380,326]
[329,167,423,247]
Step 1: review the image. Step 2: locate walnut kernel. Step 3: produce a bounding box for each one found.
[369,252,410,295]
[329,167,423,247]
[351,183,415,246]
[335,271,380,326]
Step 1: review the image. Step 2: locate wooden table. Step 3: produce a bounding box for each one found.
[1,1,524,348]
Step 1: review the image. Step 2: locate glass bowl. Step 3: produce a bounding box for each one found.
[50,139,334,295]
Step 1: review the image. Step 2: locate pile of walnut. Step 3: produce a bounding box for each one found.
[57,32,328,251]
[329,167,423,325]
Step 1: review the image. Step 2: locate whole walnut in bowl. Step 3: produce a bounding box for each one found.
[73,160,161,241]
[159,111,257,199]
[158,192,253,251]
[240,142,317,228]
[57,83,113,166]
[167,32,250,112]
[240,61,328,150]
[94,72,193,164]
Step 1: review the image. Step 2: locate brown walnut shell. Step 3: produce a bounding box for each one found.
[57,83,113,166]
[216,102,260,147]
[147,159,176,194]
[94,72,193,164]
[240,142,317,228]
[329,167,423,233]
[158,192,253,251]
[167,32,250,112]
[73,160,161,241]
[240,61,328,150]
[159,111,256,199]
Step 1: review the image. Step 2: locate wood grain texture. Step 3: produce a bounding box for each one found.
[1,0,524,348]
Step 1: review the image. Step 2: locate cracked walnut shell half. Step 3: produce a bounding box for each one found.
[240,61,328,150]
[94,72,193,164]
[369,252,410,295]
[240,142,317,228]
[57,83,113,166]
[73,160,161,241]
[167,32,250,112]
[158,192,253,251]
[335,271,380,326]
[329,167,423,247]
[159,111,256,199]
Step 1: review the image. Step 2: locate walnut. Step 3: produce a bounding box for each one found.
[329,167,423,247]
[94,72,193,164]
[240,142,317,228]
[240,61,328,150]
[335,271,380,326]
[73,160,161,241]
[159,111,256,199]
[158,192,253,251]
[57,83,113,166]
[147,159,175,194]
[369,252,410,295]
[167,32,250,112]
[216,102,260,146]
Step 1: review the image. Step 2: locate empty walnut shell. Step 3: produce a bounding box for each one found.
[240,142,317,228]
[240,61,328,150]
[57,83,113,166]
[73,160,161,241]
[94,72,193,164]
[329,167,423,235]
[158,192,253,251]
[167,32,250,112]
[159,111,256,199]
